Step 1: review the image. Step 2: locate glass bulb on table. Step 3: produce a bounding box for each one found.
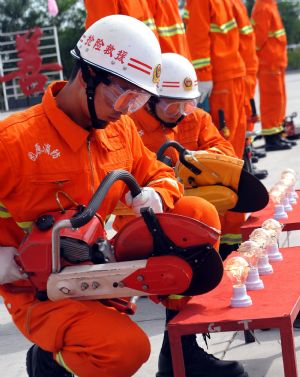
[275,181,292,212]
[269,186,288,220]
[237,240,264,290]
[224,256,252,307]
[281,169,298,200]
[262,218,283,262]
[249,228,273,275]
[281,173,297,205]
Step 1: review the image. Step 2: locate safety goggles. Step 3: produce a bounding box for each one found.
[157,98,197,117]
[105,82,151,114]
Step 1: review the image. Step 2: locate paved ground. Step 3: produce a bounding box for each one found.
[1,71,300,376]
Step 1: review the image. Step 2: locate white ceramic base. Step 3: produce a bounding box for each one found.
[288,192,297,205]
[230,285,252,307]
[283,197,293,212]
[246,267,264,290]
[266,243,283,262]
[258,255,273,275]
[273,204,288,220]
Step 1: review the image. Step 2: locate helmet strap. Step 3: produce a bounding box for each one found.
[75,47,110,129]
[147,97,184,129]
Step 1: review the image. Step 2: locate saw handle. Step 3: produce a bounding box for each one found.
[70,170,141,228]
[157,140,201,175]
[250,98,257,117]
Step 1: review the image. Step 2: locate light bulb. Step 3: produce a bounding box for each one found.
[262,218,283,238]
[224,256,252,307]
[237,240,264,290]
[269,186,288,220]
[281,168,296,178]
[262,219,283,262]
[249,228,273,275]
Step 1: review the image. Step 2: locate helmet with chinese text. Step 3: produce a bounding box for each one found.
[157,53,199,100]
[71,15,162,95]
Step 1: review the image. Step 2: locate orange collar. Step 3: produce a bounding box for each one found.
[42,81,90,152]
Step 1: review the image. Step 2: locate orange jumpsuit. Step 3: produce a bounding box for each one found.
[0,82,220,376]
[185,0,247,159]
[84,0,190,58]
[232,0,259,131]
[251,0,287,135]
[184,0,247,247]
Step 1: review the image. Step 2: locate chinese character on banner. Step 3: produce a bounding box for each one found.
[0,27,62,96]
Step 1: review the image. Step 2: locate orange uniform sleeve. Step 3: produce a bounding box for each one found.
[0,140,24,247]
[84,0,119,29]
[149,0,191,59]
[185,0,212,81]
[251,8,270,51]
[194,110,236,157]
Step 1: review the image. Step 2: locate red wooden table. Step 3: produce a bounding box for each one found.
[241,190,300,240]
[168,247,300,377]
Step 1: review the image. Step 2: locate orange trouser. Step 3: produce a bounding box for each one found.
[258,67,286,135]
[209,76,247,159]
[0,290,150,377]
[245,73,257,132]
[0,197,220,376]
[220,211,245,246]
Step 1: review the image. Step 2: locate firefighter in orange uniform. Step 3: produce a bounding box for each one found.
[0,16,221,377]
[251,0,295,150]
[232,0,258,133]
[183,0,248,255]
[84,0,190,58]
[130,53,249,377]
[231,0,268,179]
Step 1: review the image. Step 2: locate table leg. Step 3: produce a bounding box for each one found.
[168,329,186,377]
[279,320,298,377]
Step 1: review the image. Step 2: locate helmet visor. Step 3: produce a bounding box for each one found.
[157,98,197,117]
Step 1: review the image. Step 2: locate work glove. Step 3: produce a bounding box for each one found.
[125,187,163,216]
[0,246,28,284]
[198,81,213,104]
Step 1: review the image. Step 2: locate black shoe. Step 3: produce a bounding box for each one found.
[252,149,266,159]
[253,168,268,180]
[264,134,292,151]
[280,136,297,147]
[156,333,248,377]
[219,243,240,261]
[26,345,74,377]
[251,156,259,164]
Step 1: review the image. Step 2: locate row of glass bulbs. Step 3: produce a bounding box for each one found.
[223,168,298,308]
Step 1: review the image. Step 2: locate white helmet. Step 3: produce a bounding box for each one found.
[71,15,162,95]
[158,53,199,99]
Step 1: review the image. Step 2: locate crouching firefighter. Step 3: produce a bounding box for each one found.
[0,16,224,377]
[113,53,270,376]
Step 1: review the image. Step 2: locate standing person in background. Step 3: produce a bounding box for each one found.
[84,0,190,58]
[231,0,268,180]
[184,0,247,258]
[252,0,296,151]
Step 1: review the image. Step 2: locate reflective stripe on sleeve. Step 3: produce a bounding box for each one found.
[210,19,237,33]
[157,23,186,37]
[192,57,211,69]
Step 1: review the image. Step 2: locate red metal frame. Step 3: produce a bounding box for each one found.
[167,247,300,377]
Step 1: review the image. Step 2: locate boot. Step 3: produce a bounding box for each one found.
[252,148,266,159]
[252,166,268,180]
[26,345,74,377]
[156,309,248,377]
[264,134,292,151]
[279,136,297,147]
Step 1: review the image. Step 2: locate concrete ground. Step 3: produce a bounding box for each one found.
[1,71,300,376]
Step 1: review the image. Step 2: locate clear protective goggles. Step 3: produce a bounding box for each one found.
[157,98,197,117]
[105,82,151,114]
